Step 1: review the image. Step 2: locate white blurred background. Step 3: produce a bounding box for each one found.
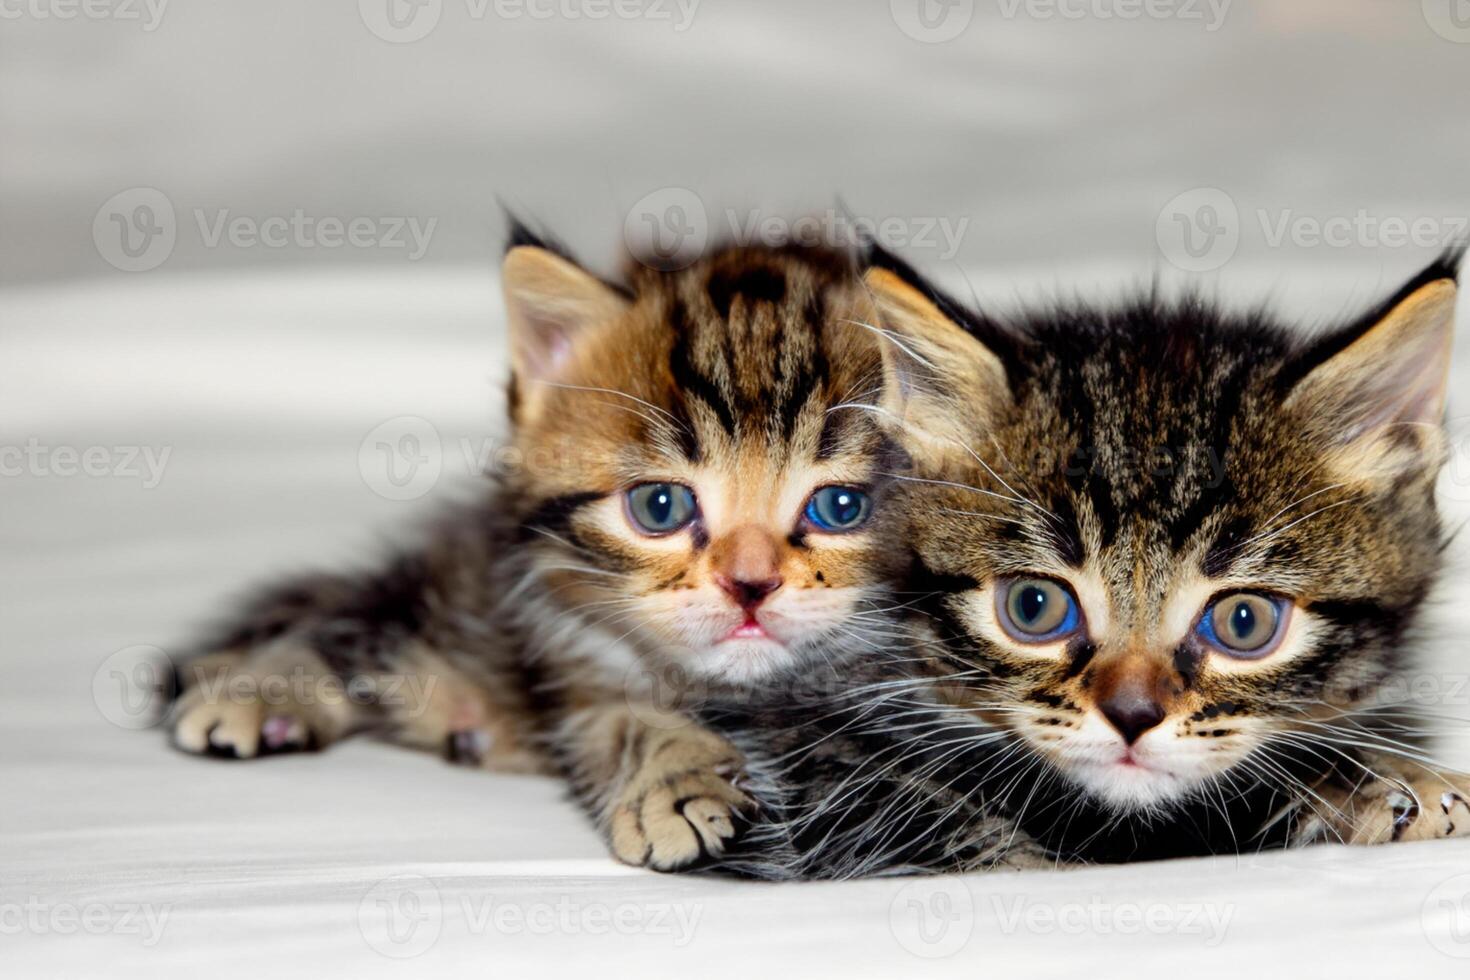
[4,0,1469,290]
[4,3,1470,977]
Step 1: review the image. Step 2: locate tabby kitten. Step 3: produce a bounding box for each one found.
[168,234,909,870]
[709,248,1469,879]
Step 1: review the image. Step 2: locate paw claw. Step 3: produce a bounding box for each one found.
[1310,766,1470,845]
[608,750,754,871]
[445,728,494,766]
[171,675,322,761]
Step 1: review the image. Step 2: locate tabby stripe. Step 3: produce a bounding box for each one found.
[667,300,737,435]
[516,491,606,540]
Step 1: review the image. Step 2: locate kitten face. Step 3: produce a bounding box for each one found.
[867,258,1457,813]
[501,244,903,685]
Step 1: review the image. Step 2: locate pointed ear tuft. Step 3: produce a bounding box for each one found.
[863,267,1009,466]
[1285,272,1457,482]
[501,246,631,417]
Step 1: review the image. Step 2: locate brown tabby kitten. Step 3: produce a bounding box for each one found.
[168,233,909,870]
[707,249,1470,879]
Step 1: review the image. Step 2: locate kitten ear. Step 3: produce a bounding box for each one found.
[1285,265,1458,482]
[863,267,1009,465]
[502,245,630,418]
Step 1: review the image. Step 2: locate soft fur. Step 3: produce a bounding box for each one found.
[167,234,913,870]
[704,248,1470,878]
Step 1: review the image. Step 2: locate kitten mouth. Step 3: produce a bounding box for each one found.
[1116,749,1148,768]
[723,616,771,641]
[1100,749,1178,781]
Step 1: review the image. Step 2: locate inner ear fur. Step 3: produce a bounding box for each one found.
[502,245,631,423]
[863,267,1010,467]
[1285,274,1457,483]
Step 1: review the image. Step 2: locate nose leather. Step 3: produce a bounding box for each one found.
[715,573,782,609]
[1092,652,1174,745]
[1099,692,1166,744]
[711,525,783,609]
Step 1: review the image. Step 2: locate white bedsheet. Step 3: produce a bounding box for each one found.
[5,271,1470,979]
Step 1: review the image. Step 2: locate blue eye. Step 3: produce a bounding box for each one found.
[804,486,871,532]
[1196,592,1288,659]
[625,483,697,535]
[995,577,1082,642]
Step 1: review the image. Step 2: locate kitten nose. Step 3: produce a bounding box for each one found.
[712,525,783,610]
[715,573,783,610]
[1099,691,1166,745]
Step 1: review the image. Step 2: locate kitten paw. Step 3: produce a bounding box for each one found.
[609,766,754,870]
[169,656,338,759]
[172,691,322,759]
[1308,770,1470,846]
[607,732,756,870]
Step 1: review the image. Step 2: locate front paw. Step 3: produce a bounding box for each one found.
[607,735,756,870]
[609,766,754,870]
[169,659,329,759]
[1311,771,1470,846]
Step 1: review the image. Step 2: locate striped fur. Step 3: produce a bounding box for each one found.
[166,240,917,870]
[701,250,1470,878]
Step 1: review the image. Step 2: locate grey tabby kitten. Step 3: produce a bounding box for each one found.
[705,248,1470,880]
